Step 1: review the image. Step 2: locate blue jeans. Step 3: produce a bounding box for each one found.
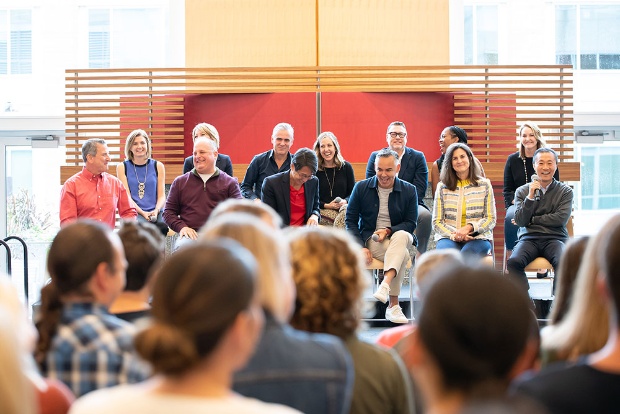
[504,204,519,250]
[436,238,492,258]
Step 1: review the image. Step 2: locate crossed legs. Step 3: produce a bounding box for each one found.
[367,230,413,307]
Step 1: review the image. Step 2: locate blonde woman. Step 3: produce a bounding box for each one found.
[0,276,73,414]
[540,215,620,364]
[0,279,37,414]
[183,122,233,176]
[117,129,168,235]
[313,132,355,226]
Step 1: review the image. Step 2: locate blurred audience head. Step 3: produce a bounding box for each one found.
[135,240,262,377]
[411,266,532,402]
[209,198,282,229]
[548,236,590,324]
[542,216,620,360]
[36,220,125,364]
[0,276,37,414]
[288,226,367,339]
[118,220,165,293]
[200,212,294,322]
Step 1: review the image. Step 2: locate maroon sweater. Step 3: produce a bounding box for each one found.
[163,169,242,232]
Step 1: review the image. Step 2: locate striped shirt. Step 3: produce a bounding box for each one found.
[432,178,496,241]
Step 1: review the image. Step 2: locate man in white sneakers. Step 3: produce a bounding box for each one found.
[346,148,418,324]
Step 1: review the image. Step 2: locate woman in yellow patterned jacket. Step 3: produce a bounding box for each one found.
[432,143,496,258]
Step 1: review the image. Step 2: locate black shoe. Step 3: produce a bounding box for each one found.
[536,270,549,279]
[377,269,384,284]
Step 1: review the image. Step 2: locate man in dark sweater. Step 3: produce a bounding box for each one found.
[506,148,573,292]
[513,213,620,414]
[164,137,241,250]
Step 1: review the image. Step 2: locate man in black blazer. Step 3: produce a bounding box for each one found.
[366,121,431,254]
[182,122,234,176]
[261,148,320,227]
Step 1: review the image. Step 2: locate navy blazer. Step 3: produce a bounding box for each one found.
[345,176,418,247]
[366,147,428,207]
[183,154,234,177]
[261,170,320,226]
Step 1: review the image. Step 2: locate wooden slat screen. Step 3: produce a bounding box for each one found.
[64,65,576,270]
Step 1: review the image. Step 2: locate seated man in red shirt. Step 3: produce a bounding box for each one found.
[60,138,136,229]
[261,147,320,227]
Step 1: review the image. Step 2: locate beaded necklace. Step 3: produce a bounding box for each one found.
[133,160,148,199]
[521,157,529,183]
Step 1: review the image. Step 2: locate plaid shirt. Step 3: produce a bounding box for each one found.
[41,302,150,397]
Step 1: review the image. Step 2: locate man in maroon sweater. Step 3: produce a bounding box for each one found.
[164,137,242,250]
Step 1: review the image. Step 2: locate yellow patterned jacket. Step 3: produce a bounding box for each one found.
[432,178,496,241]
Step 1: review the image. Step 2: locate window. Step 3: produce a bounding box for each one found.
[87,8,166,69]
[578,144,620,210]
[556,4,620,70]
[0,9,32,75]
[464,5,498,65]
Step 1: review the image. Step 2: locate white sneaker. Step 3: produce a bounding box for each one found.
[373,281,390,303]
[386,305,408,324]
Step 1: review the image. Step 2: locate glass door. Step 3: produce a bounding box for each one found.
[1,137,64,309]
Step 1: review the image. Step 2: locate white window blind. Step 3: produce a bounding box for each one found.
[0,9,32,75]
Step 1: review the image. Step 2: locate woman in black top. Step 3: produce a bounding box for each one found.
[313,132,355,227]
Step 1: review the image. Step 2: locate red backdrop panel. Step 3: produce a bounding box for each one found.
[183,91,455,165]
[321,92,455,163]
[184,93,317,164]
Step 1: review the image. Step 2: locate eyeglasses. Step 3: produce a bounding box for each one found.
[388,132,407,138]
[296,171,315,180]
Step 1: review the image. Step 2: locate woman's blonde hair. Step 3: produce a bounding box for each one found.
[314,131,345,170]
[542,215,620,360]
[200,213,295,322]
[124,129,152,161]
[288,227,367,339]
[192,122,220,148]
[0,276,36,414]
[518,122,546,158]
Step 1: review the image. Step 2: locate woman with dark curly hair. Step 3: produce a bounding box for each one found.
[70,240,299,414]
[288,227,415,414]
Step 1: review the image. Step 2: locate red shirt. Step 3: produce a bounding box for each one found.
[60,167,137,229]
[289,184,306,226]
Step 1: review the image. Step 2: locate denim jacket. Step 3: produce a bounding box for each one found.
[233,313,354,414]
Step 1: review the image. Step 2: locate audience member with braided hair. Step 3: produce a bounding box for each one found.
[35,220,148,397]
[70,240,299,414]
[288,226,415,414]
[200,213,354,414]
